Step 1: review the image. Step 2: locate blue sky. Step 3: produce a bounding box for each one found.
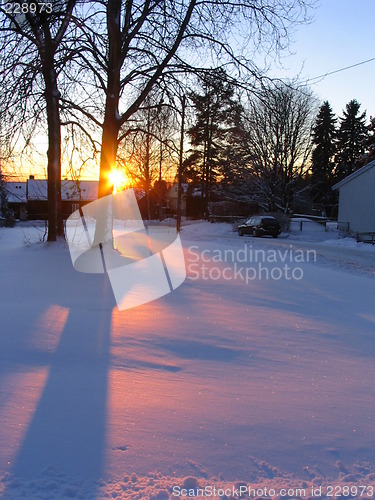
[273,0,375,119]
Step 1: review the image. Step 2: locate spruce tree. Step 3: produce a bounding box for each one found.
[311,101,337,214]
[187,69,244,216]
[336,99,368,179]
[362,116,375,165]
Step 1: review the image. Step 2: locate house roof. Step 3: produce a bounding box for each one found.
[165,183,189,197]
[5,179,145,203]
[5,182,27,203]
[27,179,98,201]
[332,158,375,190]
[65,180,98,201]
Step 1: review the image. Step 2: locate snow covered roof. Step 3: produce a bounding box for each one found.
[64,180,98,201]
[332,158,375,190]
[5,182,27,203]
[27,179,98,201]
[27,180,47,200]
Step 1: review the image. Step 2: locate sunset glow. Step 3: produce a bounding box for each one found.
[108,168,129,194]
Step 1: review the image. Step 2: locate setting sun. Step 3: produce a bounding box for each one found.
[108,168,129,194]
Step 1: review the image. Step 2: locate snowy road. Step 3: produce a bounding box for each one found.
[0,223,375,498]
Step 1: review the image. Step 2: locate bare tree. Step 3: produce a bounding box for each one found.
[68,0,313,198]
[0,0,77,240]
[0,0,314,240]
[117,92,178,218]
[244,82,316,213]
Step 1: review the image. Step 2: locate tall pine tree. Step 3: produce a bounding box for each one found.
[366,116,375,162]
[311,101,337,214]
[359,116,375,167]
[187,69,244,216]
[336,99,368,179]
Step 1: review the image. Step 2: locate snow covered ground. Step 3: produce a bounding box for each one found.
[0,221,375,499]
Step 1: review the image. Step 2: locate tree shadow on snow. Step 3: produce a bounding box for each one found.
[2,243,114,498]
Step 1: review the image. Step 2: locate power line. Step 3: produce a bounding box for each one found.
[302,56,375,85]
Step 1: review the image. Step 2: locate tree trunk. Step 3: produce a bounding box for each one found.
[43,59,63,242]
[98,0,122,199]
[98,116,120,198]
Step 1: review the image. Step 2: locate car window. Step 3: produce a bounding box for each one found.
[245,218,252,225]
[261,217,278,226]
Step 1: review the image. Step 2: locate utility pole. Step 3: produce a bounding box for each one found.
[145,103,151,220]
[159,136,163,220]
[158,97,164,221]
[176,95,186,233]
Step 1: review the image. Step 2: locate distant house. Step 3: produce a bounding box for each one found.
[332,158,375,233]
[5,182,27,220]
[164,184,207,218]
[27,178,98,220]
[165,184,187,216]
[4,177,98,221]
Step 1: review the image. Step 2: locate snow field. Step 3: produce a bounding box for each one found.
[0,222,374,498]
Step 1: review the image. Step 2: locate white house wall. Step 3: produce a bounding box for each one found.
[337,166,375,233]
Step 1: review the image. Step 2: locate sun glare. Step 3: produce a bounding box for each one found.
[108,168,129,194]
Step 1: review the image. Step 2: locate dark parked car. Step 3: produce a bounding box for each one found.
[238,216,281,238]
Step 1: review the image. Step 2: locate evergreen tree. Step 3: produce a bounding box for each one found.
[336,99,368,179]
[187,69,245,216]
[358,116,375,167]
[311,101,337,214]
[366,116,375,161]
